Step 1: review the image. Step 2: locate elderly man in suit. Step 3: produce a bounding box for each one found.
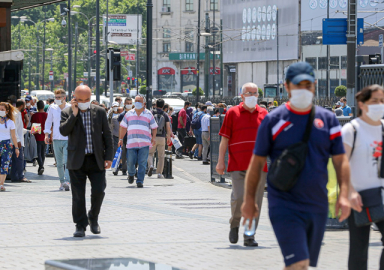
[60,85,113,237]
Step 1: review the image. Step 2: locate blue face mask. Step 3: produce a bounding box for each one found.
[135,102,143,109]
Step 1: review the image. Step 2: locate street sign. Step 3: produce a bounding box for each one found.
[49,70,53,76]
[128,70,133,77]
[379,34,383,48]
[322,18,364,45]
[49,75,53,81]
[125,54,135,61]
[83,72,89,77]
[120,51,129,57]
[91,72,96,76]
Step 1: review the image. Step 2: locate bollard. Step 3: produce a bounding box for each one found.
[163,150,174,179]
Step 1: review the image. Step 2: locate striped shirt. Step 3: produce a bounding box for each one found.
[80,109,93,154]
[120,109,158,149]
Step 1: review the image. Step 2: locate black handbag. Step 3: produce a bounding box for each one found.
[268,107,315,192]
[350,122,384,227]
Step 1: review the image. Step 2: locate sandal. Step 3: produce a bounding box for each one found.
[20,178,32,183]
[0,185,5,191]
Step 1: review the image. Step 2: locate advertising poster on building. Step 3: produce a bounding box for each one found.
[158,67,176,92]
[103,14,142,45]
[181,67,197,93]
[222,0,299,63]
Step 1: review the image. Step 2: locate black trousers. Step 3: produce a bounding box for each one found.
[69,154,106,228]
[348,214,384,270]
[36,141,46,169]
[177,128,187,154]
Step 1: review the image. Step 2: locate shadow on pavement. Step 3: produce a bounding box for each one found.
[55,235,109,241]
[215,245,274,250]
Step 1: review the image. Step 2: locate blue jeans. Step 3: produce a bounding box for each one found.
[127,146,149,184]
[53,140,70,183]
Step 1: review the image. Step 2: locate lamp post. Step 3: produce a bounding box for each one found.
[96,0,100,102]
[196,0,201,104]
[46,48,54,91]
[146,0,153,109]
[42,8,47,90]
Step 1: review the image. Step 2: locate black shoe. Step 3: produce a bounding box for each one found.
[88,212,100,234]
[203,161,210,165]
[113,171,118,176]
[38,167,44,175]
[148,167,153,177]
[128,176,134,184]
[189,151,193,159]
[229,227,239,244]
[73,225,85,237]
[176,155,184,159]
[122,171,127,176]
[197,157,202,161]
[244,238,258,247]
[33,160,37,167]
[137,182,143,188]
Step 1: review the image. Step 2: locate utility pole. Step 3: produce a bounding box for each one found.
[42,8,46,90]
[220,19,223,98]
[276,9,279,90]
[204,13,210,99]
[36,29,40,89]
[105,0,109,96]
[29,44,31,90]
[196,0,201,104]
[68,0,72,99]
[50,50,53,91]
[327,0,330,97]
[96,0,100,102]
[74,22,78,92]
[146,0,153,109]
[136,0,140,92]
[212,3,216,98]
[347,0,356,108]
[88,21,91,87]
[109,48,114,106]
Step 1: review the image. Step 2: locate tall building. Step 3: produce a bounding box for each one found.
[152,0,221,95]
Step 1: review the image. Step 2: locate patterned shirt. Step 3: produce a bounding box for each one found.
[80,109,93,154]
[120,109,158,149]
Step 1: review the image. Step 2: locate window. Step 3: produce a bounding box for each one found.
[163,0,170,8]
[163,28,171,39]
[306,57,317,70]
[210,0,218,11]
[163,42,171,52]
[330,79,340,96]
[185,29,194,52]
[318,57,327,70]
[318,79,327,97]
[330,56,339,69]
[186,0,193,11]
[341,56,347,69]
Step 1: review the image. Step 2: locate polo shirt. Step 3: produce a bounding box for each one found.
[254,102,345,213]
[201,114,210,132]
[219,103,268,172]
[178,108,187,129]
[342,105,351,116]
[120,108,158,149]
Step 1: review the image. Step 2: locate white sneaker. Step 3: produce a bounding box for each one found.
[59,184,64,191]
[157,174,164,179]
[63,182,70,191]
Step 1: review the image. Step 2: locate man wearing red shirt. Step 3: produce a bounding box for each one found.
[176,101,190,158]
[31,100,48,175]
[216,82,267,247]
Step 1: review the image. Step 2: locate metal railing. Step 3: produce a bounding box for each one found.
[359,64,384,90]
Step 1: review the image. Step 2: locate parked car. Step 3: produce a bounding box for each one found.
[162,98,185,112]
[30,90,55,101]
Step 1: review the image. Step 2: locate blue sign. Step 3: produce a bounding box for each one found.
[322,18,364,45]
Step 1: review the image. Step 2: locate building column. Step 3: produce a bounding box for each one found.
[0,1,12,52]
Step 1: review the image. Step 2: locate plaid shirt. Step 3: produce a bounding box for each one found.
[80,109,93,154]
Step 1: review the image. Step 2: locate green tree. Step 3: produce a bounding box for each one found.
[193,87,204,96]
[139,85,146,95]
[258,88,263,98]
[335,85,347,97]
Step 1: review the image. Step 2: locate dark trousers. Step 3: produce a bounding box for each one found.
[11,147,24,181]
[36,141,46,169]
[69,154,106,228]
[177,128,187,154]
[348,214,384,270]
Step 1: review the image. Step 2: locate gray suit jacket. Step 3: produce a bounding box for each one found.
[59,104,113,171]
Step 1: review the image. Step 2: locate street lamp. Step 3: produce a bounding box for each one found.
[46,48,54,91]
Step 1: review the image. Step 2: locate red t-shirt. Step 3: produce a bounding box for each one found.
[219,103,268,172]
[30,112,48,141]
[177,108,187,129]
[21,109,27,129]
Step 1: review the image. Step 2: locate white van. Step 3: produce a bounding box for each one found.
[30,90,55,101]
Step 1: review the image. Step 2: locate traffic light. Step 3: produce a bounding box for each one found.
[107,48,121,81]
[93,50,97,54]
[127,77,131,84]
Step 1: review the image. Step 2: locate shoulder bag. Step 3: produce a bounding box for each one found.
[268,107,315,192]
[350,122,384,227]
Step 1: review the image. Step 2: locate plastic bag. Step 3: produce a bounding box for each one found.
[111,146,122,173]
[31,123,41,134]
[171,136,182,150]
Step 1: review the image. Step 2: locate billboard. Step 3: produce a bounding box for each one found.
[103,14,142,45]
[301,0,384,31]
[222,0,299,63]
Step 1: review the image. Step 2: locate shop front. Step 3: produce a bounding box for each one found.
[180,67,197,93]
[158,67,176,93]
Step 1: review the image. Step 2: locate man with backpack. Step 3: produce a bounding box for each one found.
[175,101,191,159]
[147,99,171,178]
[189,105,206,160]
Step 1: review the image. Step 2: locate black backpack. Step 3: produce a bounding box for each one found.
[268,107,315,192]
[171,111,179,133]
[154,111,166,136]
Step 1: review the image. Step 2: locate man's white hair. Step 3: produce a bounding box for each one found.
[241,82,258,94]
[136,95,146,104]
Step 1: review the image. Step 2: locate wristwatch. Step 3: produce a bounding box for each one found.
[15,147,19,149]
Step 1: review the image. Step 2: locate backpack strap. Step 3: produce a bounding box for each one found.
[302,106,316,143]
[349,122,357,158]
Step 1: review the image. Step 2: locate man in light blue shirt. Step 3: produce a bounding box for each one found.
[201,106,213,165]
[340,97,352,116]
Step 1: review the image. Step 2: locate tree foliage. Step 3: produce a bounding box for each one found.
[335,85,347,97]
[258,88,263,98]
[193,87,204,96]
[139,85,146,94]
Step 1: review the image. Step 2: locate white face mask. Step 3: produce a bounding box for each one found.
[340,102,345,107]
[125,104,132,110]
[0,111,6,117]
[289,89,314,109]
[55,99,62,106]
[78,102,91,111]
[26,103,31,107]
[135,102,143,110]
[244,96,258,108]
[113,107,118,112]
[366,104,384,122]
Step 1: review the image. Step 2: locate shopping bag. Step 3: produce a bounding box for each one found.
[31,123,41,134]
[111,146,122,173]
[171,136,182,150]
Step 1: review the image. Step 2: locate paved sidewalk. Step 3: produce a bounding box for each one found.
[0,156,382,270]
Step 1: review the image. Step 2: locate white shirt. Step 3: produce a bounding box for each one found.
[201,114,210,132]
[0,119,15,141]
[342,118,384,192]
[44,103,70,141]
[14,111,24,147]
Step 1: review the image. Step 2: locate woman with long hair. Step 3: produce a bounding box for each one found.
[341,84,384,269]
[0,102,20,191]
